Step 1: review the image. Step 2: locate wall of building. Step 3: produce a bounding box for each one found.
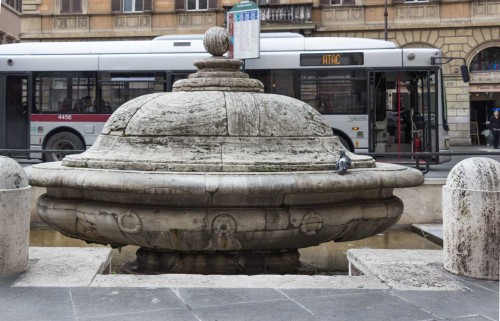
[0,3,22,44]
[21,0,226,40]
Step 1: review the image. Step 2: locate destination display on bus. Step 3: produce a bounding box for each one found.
[300,52,364,66]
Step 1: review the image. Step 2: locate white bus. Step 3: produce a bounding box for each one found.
[0,33,455,162]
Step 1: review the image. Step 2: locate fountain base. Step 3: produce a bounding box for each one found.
[123,248,304,275]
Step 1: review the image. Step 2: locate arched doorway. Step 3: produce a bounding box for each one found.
[469,46,500,144]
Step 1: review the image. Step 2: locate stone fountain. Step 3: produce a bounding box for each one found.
[28,27,423,274]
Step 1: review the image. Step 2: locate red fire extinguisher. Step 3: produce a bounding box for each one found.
[413,135,422,153]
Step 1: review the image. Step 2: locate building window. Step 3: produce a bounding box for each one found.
[257,0,280,4]
[470,47,500,72]
[61,0,82,13]
[319,0,355,7]
[123,0,143,12]
[5,0,23,12]
[175,0,216,11]
[112,0,151,13]
[187,0,207,10]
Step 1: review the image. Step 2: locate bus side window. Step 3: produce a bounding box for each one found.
[61,97,72,112]
[74,96,93,113]
[99,72,166,113]
[6,77,27,115]
[34,72,96,114]
[325,96,335,113]
[247,70,270,92]
[299,69,367,115]
[95,98,112,114]
[271,70,294,97]
[317,96,335,114]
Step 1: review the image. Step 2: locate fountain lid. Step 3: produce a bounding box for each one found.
[62,27,375,171]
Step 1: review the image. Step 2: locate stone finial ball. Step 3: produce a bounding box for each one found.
[203,27,230,56]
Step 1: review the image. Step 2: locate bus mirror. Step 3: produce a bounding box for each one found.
[460,65,470,83]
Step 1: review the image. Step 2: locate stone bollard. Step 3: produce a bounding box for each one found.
[443,157,500,280]
[0,157,30,276]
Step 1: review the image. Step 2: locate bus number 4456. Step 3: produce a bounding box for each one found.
[58,114,72,120]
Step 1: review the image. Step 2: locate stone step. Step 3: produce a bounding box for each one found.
[347,249,466,291]
[411,223,443,246]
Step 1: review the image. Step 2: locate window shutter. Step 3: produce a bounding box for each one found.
[111,0,122,12]
[72,0,82,12]
[319,0,331,7]
[143,0,152,11]
[175,0,185,11]
[343,0,355,5]
[208,0,217,10]
[61,0,70,13]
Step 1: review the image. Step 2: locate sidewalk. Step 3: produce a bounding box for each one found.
[450,145,500,153]
[0,247,498,321]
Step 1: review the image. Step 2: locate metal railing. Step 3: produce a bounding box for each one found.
[357,151,500,174]
[223,3,313,24]
[259,4,312,24]
[0,149,85,163]
[3,148,500,172]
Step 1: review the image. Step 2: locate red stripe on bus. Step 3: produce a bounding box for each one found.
[30,114,111,122]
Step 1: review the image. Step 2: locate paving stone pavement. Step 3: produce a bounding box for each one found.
[0,247,497,321]
[0,272,497,321]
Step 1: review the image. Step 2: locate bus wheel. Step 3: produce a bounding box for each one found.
[335,135,353,152]
[44,132,84,162]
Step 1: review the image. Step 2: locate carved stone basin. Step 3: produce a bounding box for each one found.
[28,27,423,274]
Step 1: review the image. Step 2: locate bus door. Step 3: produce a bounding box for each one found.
[369,70,438,158]
[368,71,388,153]
[413,70,438,155]
[393,71,438,156]
[0,74,30,154]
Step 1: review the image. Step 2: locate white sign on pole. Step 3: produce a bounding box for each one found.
[227,1,260,60]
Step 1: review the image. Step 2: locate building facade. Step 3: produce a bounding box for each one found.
[1,0,22,44]
[18,0,500,145]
